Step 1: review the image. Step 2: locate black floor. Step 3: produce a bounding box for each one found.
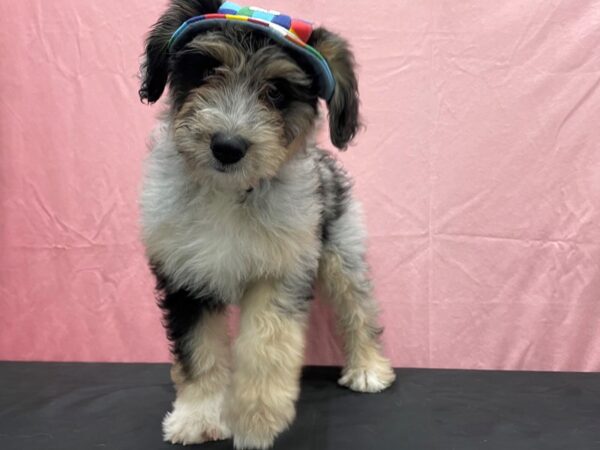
[1,362,599,449]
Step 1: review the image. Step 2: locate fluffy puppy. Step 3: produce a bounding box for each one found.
[139,1,395,448]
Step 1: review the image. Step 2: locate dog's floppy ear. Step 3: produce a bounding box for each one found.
[139,0,222,103]
[309,28,360,150]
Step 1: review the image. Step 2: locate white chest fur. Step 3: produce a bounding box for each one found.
[140,132,322,302]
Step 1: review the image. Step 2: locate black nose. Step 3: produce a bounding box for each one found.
[210,133,249,165]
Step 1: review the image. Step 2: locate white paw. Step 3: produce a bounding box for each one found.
[338,361,396,393]
[233,433,275,450]
[162,393,231,445]
[228,399,295,449]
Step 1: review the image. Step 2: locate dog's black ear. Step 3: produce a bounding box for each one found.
[309,27,360,150]
[139,0,222,103]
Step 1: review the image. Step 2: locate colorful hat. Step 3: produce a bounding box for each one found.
[168,1,336,101]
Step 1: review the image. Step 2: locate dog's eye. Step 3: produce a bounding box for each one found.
[264,81,289,109]
[201,66,217,81]
[175,52,221,88]
[192,61,220,86]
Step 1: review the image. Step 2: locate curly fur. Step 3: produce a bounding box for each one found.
[139,1,394,448]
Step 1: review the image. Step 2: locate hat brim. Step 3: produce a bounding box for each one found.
[168,15,336,102]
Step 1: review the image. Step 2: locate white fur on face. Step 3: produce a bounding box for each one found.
[172,81,288,192]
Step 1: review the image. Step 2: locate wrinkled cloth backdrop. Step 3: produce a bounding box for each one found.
[2,0,600,370]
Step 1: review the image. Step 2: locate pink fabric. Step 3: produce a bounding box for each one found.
[2,0,600,371]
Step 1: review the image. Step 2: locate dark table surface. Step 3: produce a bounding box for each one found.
[1,362,599,450]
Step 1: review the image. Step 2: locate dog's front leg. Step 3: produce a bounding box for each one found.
[161,301,231,445]
[227,279,309,450]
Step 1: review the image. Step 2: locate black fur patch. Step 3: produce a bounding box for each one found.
[315,149,353,243]
[309,27,360,150]
[276,272,317,319]
[139,0,223,103]
[263,77,317,112]
[151,263,225,377]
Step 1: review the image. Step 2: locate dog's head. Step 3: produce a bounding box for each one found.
[140,0,359,189]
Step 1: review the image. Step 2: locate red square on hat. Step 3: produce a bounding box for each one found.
[290,19,313,43]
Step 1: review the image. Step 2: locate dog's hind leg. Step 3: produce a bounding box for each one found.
[159,286,232,445]
[318,200,396,393]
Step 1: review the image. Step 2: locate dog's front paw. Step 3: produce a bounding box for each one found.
[339,358,396,393]
[227,399,295,449]
[162,394,231,445]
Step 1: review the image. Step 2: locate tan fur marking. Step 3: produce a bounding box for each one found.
[319,250,395,393]
[227,279,308,449]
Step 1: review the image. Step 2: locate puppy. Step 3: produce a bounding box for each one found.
[139,1,395,448]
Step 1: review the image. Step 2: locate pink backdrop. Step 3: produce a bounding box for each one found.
[2,0,600,371]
